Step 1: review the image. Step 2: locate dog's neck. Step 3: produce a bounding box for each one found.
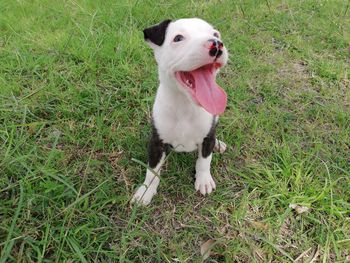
[157,69,192,101]
[158,68,178,89]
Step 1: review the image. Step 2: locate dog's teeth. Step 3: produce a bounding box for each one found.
[185,79,193,88]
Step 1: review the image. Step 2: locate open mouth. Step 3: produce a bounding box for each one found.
[175,63,227,115]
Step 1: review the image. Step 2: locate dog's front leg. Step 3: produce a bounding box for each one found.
[195,131,216,195]
[132,127,166,205]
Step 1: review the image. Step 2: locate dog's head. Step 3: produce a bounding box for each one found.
[143,18,228,115]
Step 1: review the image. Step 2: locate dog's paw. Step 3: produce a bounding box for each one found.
[195,173,216,195]
[214,139,227,154]
[131,185,156,206]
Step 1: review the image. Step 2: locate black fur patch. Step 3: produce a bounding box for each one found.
[201,118,217,158]
[143,19,172,46]
[148,124,168,168]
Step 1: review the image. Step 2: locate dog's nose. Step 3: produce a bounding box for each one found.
[208,39,223,57]
[208,39,224,48]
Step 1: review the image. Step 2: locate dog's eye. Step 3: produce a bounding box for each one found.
[213,32,220,38]
[173,35,184,42]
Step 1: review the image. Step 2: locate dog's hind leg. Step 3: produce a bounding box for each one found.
[131,126,166,205]
[214,138,227,154]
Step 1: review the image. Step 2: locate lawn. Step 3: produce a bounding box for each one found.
[0,0,349,262]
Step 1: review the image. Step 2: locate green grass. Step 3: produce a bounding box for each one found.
[1,0,350,261]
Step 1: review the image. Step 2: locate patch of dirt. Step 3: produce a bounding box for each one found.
[277,60,311,91]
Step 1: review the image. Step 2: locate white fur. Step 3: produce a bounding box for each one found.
[131,153,165,205]
[153,83,213,152]
[195,145,216,195]
[132,18,228,205]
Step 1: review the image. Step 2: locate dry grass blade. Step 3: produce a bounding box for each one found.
[200,239,215,261]
[294,247,312,262]
[309,246,320,263]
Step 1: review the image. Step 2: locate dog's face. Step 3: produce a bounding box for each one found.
[144,18,228,115]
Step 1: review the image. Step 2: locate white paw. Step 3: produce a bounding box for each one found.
[214,139,227,154]
[131,185,156,206]
[195,173,216,195]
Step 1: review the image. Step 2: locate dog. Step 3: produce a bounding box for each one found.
[131,18,228,205]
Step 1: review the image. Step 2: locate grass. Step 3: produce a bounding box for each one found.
[0,0,349,261]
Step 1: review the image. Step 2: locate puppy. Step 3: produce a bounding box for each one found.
[132,18,228,205]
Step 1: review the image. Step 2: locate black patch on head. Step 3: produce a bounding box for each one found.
[143,19,172,46]
[201,117,217,158]
[148,123,170,168]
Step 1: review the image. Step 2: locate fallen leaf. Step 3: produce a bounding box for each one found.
[250,220,269,230]
[28,123,37,135]
[289,203,310,214]
[200,239,215,261]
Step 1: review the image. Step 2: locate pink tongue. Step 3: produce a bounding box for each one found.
[191,67,227,115]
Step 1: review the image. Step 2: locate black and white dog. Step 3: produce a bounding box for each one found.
[132,18,228,205]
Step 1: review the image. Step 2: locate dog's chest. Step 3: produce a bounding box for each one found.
[157,113,211,152]
[153,86,213,152]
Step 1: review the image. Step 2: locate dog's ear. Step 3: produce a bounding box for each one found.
[143,19,172,47]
